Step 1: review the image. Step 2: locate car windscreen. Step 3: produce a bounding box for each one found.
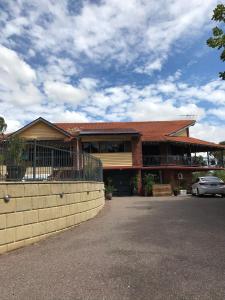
[200,177,222,182]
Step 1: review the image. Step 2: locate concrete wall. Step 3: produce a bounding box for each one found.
[0,181,105,254]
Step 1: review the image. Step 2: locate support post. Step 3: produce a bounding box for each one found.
[159,170,163,184]
[221,150,224,167]
[207,151,210,166]
[137,169,142,195]
[33,140,37,180]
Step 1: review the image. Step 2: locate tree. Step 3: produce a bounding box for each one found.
[207,4,225,79]
[0,117,7,136]
[210,141,225,162]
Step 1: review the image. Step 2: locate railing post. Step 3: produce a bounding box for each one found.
[207,151,210,166]
[221,150,224,167]
[51,149,54,174]
[100,160,103,182]
[33,140,37,180]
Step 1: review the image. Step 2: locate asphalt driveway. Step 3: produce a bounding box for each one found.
[1,196,225,300]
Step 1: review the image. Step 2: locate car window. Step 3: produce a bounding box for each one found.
[200,177,222,183]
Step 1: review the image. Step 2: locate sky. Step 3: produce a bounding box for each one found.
[0,0,225,142]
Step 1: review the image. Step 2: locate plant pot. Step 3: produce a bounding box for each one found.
[6,165,26,181]
[105,192,112,200]
[174,190,178,196]
[179,189,187,196]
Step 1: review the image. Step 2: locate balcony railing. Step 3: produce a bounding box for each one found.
[143,155,225,168]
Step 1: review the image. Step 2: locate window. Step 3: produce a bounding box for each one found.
[124,141,132,152]
[91,142,99,153]
[83,143,91,153]
[82,142,99,153]
[82,141,132,153]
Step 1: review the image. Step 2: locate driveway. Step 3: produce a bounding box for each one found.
[1,196,225,300]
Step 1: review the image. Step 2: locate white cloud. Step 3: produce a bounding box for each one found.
[0,45,42,106]
[190,122,225,143]
[127,100,205,121]
[135,58,164,74]
[0,0,216,72]
[0,1,224,144]
[0,44,36,83]
[208,108,225,120]
[52,110,89,123]
[44,81,87,105]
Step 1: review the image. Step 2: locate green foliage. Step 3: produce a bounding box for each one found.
[0,117,7,135]
[193,155,206,166]
[192,169,225,183]
[211,4,225,22]
[213,170,225,182]
[178,179,188,190]
[207,4,225,79]
[6,137,25,165]
[132,174,138,193]
[105,178,116,194]
[192,171,211,182]
[0,154,4,165]
[143,173,155,196]
[210,141,225,161]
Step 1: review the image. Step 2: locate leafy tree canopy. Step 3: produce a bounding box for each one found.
[0,117,7,135]
[207,4,225,79]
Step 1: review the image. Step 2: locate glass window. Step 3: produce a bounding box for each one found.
[109,142,122,152]
[124,141,131,152]
[100,142,108,153]
[91,142,99,153]
[83,143,91,153]
[83,141,132,153]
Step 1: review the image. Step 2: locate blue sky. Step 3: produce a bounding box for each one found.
[0,0,225,142]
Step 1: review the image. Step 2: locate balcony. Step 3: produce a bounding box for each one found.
[143,155,225,168]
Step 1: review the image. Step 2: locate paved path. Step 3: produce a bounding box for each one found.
[1,196,225,300]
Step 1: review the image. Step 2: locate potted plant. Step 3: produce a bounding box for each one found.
[178,179,188,196]
[5,137,26,181]
[173,187,179,196]
[131,175,138,195]
[143,174,154,196]
[105,178,116,200]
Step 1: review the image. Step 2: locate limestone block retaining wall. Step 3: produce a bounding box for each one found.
[0,181,105,254]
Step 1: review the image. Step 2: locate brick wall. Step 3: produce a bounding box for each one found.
[132,136,142,166]
[0,181,105,254]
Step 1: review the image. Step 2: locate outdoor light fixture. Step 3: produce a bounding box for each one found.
[59,192,64,198]
[3,195,11,203]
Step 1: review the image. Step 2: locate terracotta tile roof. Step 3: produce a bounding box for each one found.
[55,120,225,149]
[55,120,194,139]
[163,136,225,149]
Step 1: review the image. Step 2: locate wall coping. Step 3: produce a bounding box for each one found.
[0,181,104,185]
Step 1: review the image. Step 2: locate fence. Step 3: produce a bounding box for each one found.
[143,155,225,168]
[0,140,103,182]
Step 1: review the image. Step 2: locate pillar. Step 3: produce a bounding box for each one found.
[132,136,142,167]
[137,169,142,195]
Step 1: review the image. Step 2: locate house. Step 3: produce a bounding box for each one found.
[6,117,225,195]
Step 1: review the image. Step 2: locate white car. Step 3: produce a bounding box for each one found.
[192,176,225,197]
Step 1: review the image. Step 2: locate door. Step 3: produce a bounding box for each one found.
[103,170,133,196]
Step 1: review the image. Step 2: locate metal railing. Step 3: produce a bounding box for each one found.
[143,155,225,168]
[0,141,103,182]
